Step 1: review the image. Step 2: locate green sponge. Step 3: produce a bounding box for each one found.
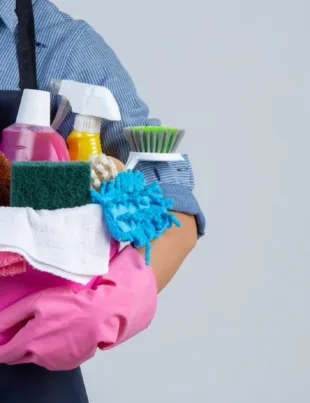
[10,162,91,210]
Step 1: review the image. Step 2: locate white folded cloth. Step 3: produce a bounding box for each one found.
[0,205,110,284]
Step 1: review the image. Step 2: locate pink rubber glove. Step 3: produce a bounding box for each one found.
[0,245,157,370]
[0,239,120,346]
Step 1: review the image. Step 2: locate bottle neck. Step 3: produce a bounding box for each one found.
[73,114,102,134]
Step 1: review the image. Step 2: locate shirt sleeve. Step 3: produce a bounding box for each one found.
[57,24,205,237]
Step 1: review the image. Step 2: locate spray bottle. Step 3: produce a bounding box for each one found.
[51,80,121,161]
[0,89,70,162]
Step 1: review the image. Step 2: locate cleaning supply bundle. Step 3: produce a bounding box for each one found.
[51,79,121,161]
[0,80,182,368]
[124,126,185,169]
[0,89,70,162]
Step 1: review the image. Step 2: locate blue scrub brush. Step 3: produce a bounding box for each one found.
[91,170,180,265]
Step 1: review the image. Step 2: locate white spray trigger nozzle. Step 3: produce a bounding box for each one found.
[51,79,121,121]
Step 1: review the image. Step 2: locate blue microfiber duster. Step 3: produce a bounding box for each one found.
[91,170,180,265]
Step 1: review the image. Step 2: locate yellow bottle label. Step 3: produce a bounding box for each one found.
[67,130,102,161]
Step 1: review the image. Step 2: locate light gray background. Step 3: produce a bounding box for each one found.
[54,1,310,402]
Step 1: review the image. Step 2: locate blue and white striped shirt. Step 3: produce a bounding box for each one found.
[0,0,205,236]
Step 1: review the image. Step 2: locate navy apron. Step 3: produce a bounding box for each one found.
[0,1,89,401]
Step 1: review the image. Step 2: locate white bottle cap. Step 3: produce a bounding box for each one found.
[73,114,102,134]
[16,89,51,127]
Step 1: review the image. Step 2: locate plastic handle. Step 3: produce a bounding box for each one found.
[125,152,184,170]
[51,98,70,130]
[51,80,70,130]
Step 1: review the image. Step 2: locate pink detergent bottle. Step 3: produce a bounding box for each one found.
[0,89,70,162]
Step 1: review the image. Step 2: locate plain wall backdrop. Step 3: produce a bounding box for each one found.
[53,1,310,402]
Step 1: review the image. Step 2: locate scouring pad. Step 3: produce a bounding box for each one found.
[10,162,91,210]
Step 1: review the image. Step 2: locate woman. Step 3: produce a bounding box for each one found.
[0,0,205,402]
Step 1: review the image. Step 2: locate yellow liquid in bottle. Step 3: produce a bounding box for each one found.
[67,130,102,161]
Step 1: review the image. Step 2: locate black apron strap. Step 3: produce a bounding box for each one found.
[16,0,38,90]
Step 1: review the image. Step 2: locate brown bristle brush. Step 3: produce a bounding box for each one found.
[90,154,126,191]
[0,152,11,206]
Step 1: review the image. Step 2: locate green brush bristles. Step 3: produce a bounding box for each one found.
[10,162,92,210]
[124,126,185,153]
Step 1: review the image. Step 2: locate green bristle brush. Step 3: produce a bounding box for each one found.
[124,126,185,170]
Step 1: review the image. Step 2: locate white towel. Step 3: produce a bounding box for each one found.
[0,205,111,284]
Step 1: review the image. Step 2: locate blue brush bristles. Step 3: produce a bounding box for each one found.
[91,170,180,265]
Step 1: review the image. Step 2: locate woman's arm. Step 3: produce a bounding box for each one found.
[137,212,197,293]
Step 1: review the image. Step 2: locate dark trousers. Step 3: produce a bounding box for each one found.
[0,364,89,402]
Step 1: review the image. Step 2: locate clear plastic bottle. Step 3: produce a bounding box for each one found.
[0,89,70,162]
